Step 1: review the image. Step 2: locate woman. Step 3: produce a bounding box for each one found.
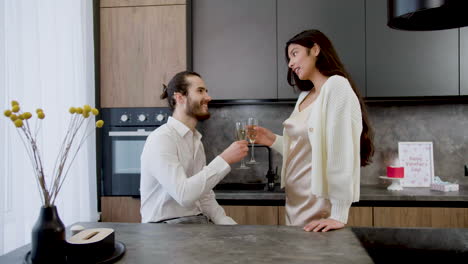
[255,30,374,232]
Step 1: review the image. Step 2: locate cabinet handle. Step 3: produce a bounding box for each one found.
[109,130,151,137]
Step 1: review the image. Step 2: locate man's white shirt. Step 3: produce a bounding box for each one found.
[140,116,236,224]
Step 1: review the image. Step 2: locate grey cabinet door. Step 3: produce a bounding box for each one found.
[192,0,276,99]
[366,0,459,97]
[461,28,468,96]
[277,0,366,99]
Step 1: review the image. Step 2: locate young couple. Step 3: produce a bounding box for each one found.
[140,29,374,232]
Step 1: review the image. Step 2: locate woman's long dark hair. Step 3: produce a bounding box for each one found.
[285,30,374,166]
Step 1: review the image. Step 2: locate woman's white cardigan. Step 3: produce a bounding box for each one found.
[271,75,362,224]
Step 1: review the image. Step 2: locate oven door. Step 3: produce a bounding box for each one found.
[102,127,154,196]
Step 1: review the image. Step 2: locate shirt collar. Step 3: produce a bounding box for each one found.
[167,116,202,140]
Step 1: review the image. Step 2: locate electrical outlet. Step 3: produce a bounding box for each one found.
[465,165,468,176]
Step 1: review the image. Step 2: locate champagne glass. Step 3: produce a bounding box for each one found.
[246,117,258,164]
[235,121,249,169]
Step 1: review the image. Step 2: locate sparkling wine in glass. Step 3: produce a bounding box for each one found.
[235,121,249,169]
[247,117,258,164]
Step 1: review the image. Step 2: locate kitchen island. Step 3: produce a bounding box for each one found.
[0,222,373,263]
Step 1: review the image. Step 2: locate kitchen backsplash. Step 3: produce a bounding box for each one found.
[198,103,468,186]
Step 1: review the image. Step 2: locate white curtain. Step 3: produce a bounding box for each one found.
[0,0,98,255]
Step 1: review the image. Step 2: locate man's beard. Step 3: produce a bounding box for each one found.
[186,96,211,121]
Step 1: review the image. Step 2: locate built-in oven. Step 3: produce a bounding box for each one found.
[101,107,171,196]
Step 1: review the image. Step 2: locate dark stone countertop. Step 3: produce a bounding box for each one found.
[214,184,468,202]
[0,222,373,264]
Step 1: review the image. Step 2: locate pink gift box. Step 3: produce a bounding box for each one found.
[387,166,404,178]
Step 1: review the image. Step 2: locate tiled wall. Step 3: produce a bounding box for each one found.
[199,103,468,186]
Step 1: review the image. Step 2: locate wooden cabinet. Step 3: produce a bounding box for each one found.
[347,206,373,227]
[277,0,366,98]
[100,1,186,107]
[192,0,277,99]
[101,196,141,223]
[100,198,468,228]
[278,206,373,227]
[374,207,468,228]
[366,0,459,97]
[461,28,468,96]
[222,206,278,225]
[278,206,286,225]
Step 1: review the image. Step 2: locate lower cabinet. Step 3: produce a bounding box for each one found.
[101,197,141,223]
[278,206,286,225]
[224,206,468,228]
[374,207,468,228]
[347,206,374,227]
[222,205,374,226]
[100,197,468,228]
[278,206,373,227]
[222,206,278,225]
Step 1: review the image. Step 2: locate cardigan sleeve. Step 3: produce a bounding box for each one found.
[270,134,284,155]
[324,77,361,223]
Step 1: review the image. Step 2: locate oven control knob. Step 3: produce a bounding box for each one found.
[156,113,165,122]
[120,114,129,122]
[138,114,146,122]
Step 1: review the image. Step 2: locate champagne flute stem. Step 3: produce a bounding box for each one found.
[250,144,255,162]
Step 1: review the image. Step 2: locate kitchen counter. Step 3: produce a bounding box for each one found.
[0,222,373,264]
[214,184,468,203]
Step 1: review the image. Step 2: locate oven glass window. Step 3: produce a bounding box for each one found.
[112,140,146,174]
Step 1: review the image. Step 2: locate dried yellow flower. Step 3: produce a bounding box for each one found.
[12,105,20,113]
[83,105,91,113]
[6,100,103,207]
[96,120,104,128]
[23,112,32,119]
[14,119,23,127]
[37,112,45,119]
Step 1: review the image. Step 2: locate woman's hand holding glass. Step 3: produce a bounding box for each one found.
[252,126,276,147]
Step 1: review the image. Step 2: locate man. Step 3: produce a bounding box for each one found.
[140,71,248,224]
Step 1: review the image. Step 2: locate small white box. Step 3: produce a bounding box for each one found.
[430,183,459,192]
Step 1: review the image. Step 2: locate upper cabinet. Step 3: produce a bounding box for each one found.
[366,0,459,97]
[461,28,468,96]
[192,0,277,100]
[277,0,366,99]
[100,1,186,107]
[99,0,465,103]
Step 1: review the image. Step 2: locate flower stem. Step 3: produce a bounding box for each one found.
[51,115,86,203]
[52,118,94,204]
[16,128,45,205]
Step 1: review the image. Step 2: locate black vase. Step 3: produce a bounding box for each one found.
[31,205,66,264]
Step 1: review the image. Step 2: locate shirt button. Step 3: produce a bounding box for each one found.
[309,128,314,133]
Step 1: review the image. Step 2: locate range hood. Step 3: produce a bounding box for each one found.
[388,0,468,31]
